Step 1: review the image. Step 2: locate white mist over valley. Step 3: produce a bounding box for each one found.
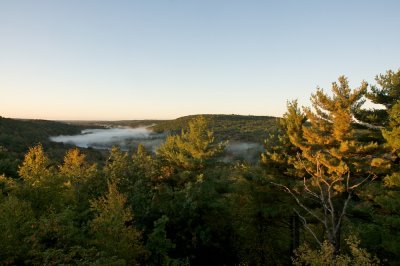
[50,126,263,162]
[50,127,165,151]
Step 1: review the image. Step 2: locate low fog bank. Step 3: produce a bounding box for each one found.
[50,127,165,152]
[51,128,264,163]
[224,142,264,163]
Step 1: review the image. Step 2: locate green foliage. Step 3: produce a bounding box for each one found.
[262,100,306,177]
[230,166,292,265]
[0,146,19,178]
[152,114,279,143]
[355,69,400,127]
[280,76,388,257]
[90,181,147,264]
[0,174,17,197]
[157,116,225,171]
[0,196,35,264]
[382,100,400,153]
[17,145,68,214]
[146,215,176,265]
[3,69,400,264]
[104,146,136,191]
[293,236,380,266]
[59,148,98,183]
[0,117,88,177]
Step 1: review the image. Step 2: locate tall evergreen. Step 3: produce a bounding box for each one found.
[355,69,400,127]
[157,116,224,173]
[282,76,386,257]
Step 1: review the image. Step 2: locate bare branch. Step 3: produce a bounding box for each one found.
[348,173,377,190]
[316,175,332,214]
[334,191,352,235]
[271,182,326,225]
[303,177,320,200]
[293,208,322,247]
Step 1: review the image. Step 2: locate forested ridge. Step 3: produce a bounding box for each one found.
[1,69,400,265]
[151,114,279,142]
[0,118,105,179]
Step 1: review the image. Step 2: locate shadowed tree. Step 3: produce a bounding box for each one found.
[90,181,147,264]
[0,196,35,264]
[365,100,400,261]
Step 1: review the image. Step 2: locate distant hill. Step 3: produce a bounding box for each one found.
[65,114,281,143]
[64,119,165,128]
[0,114,280,177]
[151,114,280,142]
[0,117,85,151]
[0,117,96,177]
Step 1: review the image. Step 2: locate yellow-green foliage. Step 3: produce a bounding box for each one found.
[18,144,54,187]
[293,236,380,266]
[382,101,400,153]
[59,148,97,185]
[299,77,370,176]
[355,69,400,127]
[280,77,390,257]
[157,116,225,171]
[104,146,132,182]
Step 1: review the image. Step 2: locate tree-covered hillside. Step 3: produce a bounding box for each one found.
[152,114,279,142]
[0,117,103,178]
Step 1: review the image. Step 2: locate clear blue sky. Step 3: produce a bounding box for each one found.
[1,0,399,120]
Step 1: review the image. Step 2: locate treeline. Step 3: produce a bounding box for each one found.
[152,114,279,142]
[0,68,399,265]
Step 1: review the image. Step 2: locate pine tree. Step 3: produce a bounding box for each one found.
[104,146,135,188]
[281,76,386,258]
[262,101,307,257]
[146,215,175,265]
[157,116,224,172]
[355,69,400,127]
[382,101,400,153]
[368,99,400,261]
[90,181,147,264]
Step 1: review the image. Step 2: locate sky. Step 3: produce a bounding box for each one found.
[1,0,399,120]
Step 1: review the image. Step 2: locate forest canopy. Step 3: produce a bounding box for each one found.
[0,68,399,265]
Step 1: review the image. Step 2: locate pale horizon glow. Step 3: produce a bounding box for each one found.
[1,1,400,120]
